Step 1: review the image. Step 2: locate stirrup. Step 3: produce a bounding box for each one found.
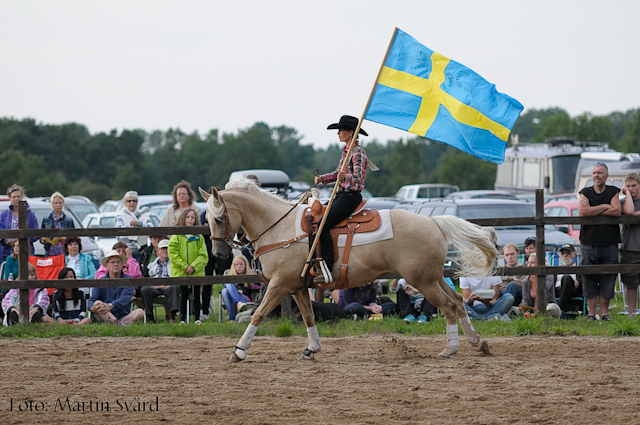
[312,260,334,285]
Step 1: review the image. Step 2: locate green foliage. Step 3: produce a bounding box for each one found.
[274,320,294,337]
[609,317,640,336]
[432,150,497,190]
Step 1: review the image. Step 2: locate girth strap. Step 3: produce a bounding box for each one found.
[337,224,358,289]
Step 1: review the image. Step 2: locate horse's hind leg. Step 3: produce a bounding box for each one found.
[438,276,490,355]
[230,280,292,363]
[412,279,461,358]
[291,290,321,360]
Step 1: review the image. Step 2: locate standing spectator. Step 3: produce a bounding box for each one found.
[556,243,584,315]
[620,172,640,319]
[338,282,396,319]
[199,209,229,319]
[3,239,19,280]
[2,263,50,325]
[578,161,621,321]
[160,180,203,227]
[168,208,208,324]
[140,239,180,323]
[115,190,154,249]
[64,237,97,280]
[1,185,39,262]
[520,253,559,315]
[52,268,91,325]
[460,276,514,321]
[88,250,144,325]
[389,278,436,323]
[139,235,167,277]
[220,255,254,323]
[500,242,526,305]
[40,192,75,256]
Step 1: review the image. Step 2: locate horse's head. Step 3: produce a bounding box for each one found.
[199,186,232,259]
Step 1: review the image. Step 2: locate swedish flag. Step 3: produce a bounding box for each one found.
[364,29,523,164]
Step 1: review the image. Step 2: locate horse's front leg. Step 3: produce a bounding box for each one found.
[230,280,292,363]
[291,289,321,360]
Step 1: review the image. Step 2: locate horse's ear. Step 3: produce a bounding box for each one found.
[199,187,212,201]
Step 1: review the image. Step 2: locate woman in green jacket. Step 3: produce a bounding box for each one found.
[168,208,208,324]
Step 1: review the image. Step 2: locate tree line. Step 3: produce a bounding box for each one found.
[1,107,638,204]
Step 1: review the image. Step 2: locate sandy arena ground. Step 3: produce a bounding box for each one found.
[1,335,639,424]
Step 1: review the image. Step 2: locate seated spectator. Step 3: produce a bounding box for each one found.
[40,192,75,256]
[95,241,142,279]
[555,243,584,315]
[52,268,91,325]
[139,235,168,277]
[1,184,39,263]
[460,275,514,322]
[140,239,180,323]
[88,250,144,325]
[64,237,97,280]
[523,236,536,263]
[500,242,526,305]
[115,190,154,249]
[338,282,396,319]
[2,263,52,325]
[521,253,559,316]
[221,255,253,323]
[3,239,19,280]
[390,278,436,324]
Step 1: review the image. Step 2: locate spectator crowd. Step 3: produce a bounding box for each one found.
[1,162,639,325]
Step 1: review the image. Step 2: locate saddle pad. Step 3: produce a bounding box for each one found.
[294,204,393,247]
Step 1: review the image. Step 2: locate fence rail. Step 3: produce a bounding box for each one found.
[5,190,640,320]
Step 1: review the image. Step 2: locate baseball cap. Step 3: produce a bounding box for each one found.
[559,243,575,252]
[158,239,170,249]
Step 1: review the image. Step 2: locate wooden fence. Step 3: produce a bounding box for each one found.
[1,189,639,321]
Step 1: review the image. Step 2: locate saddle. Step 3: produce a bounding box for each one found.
[301,199,381,289]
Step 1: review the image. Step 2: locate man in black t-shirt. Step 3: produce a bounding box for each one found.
[578,161,621,322]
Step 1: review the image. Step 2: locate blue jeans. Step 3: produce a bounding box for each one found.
[343,302,396,318]
[500,282,522,306]
[465,293,514,320]
[221,284,251,321]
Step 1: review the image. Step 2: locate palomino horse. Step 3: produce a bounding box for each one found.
[199,180,496,362]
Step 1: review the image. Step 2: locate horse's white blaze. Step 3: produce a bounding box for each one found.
[307,326,321,352]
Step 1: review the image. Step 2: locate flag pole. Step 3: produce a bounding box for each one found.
[301,27,398,278]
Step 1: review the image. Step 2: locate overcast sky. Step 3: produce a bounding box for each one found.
[2,1,639,149]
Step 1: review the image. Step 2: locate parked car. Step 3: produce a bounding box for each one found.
[0,200,102,264]
[112,194,173,213]
[365,197,401,210]
[443,190,518,201]
[545,193,578,203]
[228,169,290,198]
[82,212,161,257]
[544,200,580,241]
[395,183,459,200]
[316,185,373,202]
[99,200,119,213]
[514,192,551,204]
[30,196,99,223]
[288,181,311,200]
[397,198,577,251]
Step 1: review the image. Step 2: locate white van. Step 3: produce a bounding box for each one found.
[395,184,459,200]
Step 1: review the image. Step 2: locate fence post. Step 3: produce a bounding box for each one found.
[281,295,292,319]
[18,201,30,325]
[535,189,547,314]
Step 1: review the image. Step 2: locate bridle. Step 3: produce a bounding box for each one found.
[209,192,302,251]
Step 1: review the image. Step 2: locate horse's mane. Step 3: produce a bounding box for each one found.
[207,178,293,219]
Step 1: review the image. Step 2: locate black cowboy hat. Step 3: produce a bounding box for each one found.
[327,115,368,136]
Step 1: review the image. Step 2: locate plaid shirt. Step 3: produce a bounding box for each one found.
[323,140,368,192]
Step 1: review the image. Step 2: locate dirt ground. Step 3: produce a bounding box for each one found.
[1,334,639,424]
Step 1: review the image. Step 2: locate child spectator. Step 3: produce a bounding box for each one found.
[52,268,91,325]
[2,263,53,325]
[221,255,254,323]
[168,208,208,324]
[3,239,19,280]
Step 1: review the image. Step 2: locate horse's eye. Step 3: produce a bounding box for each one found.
[214,218,223,225]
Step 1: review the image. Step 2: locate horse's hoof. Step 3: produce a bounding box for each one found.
[438,346,458,359]
[229,347,246,363]
[478,340,490,355]
[298,348,316,361]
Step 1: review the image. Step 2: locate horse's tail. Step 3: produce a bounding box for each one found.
[430,216,497,278]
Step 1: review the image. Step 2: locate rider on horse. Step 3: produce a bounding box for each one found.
[313,115,369,284]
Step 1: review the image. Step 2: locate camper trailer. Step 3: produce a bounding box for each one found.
[495,137,617,195]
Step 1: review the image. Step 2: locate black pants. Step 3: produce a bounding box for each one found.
[396,288,437,318]
[141,285,180,321]
[319,191,362,271]
[557,275,584,313]
[180,285,207,321]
